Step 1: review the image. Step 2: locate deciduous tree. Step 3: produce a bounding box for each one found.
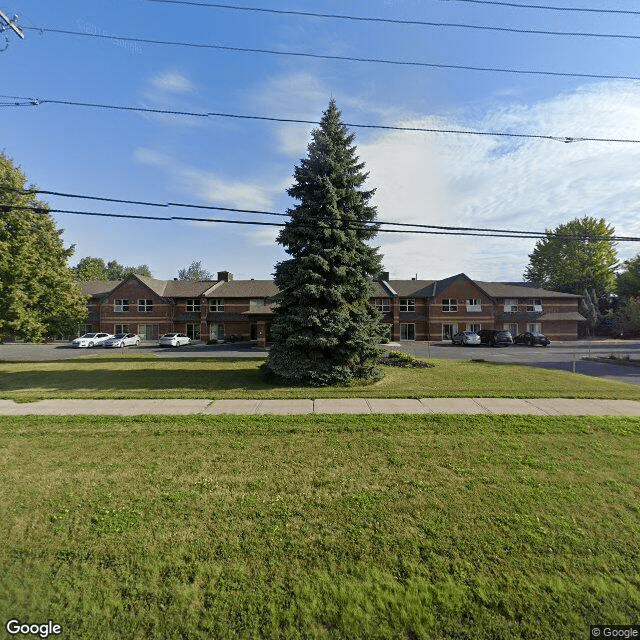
[177,260,214,280]
[264,100,387,386]
[0,153,87,340]
[72,257,152,281]
[524,217,617,296]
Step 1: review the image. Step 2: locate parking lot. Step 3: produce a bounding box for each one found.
[1,339,639,385]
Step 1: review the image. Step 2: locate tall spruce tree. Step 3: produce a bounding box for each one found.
[264,100,387,386]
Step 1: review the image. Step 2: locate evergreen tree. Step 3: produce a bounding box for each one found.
[0,153,87,340]
[264,100,387,386]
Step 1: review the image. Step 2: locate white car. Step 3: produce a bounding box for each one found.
[103,333,141,348]
[71,332,113,348]
[159,332,191,347]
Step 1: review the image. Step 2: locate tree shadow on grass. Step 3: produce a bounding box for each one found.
[0,366,276,395]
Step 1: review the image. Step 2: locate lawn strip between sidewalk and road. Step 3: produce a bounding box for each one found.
[1,354,640,401]
[1,414,638,639]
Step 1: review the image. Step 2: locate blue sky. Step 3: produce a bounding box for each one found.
[3,0,640,281]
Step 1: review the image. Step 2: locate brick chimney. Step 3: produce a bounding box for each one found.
[217,271,233,282]
[380,271,390,282]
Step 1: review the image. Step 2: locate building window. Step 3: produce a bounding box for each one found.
[527,323,542,333]
[503,323,518,336]
[526,298,543,312]
[442,299,457,312]
[249,298,269,311]
[186,323,201,340]
[466,298,482,312]
[442,323,458,340]
[138,299,153,313]
[114,299,129,312]
[466,323,481,333]
[138,324,159,340]
[186,299,201,312]
[504,298,518,312]
[209,323,224,340]
[210,299,224,312]
[374,298,390,312]
[114,324,129,334]
[400,298,415,312]
[400,324,415,340]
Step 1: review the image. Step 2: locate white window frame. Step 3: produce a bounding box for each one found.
[504,298,518,313]
[400,323,416,341]
[138,299,153,313]
[186,299,201,313]
[442,299,458,313]
[526,298,543,312]
[114,299,129,313]
[466,323,481,333]
[114,324,129,334]
[210,299,224,312]
[374,298,390,313]
[466,298,482,312]
[527,323,542,333]
[503,323,518,336]
[138,324,159,341]
[400,298,415,312]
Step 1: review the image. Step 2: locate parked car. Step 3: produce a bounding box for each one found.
[159,333,191,347]
[451,331,481,346]
[103,333,141,348]
[514,331,550,347]
[477,329,513,347]
[71,332,113,348]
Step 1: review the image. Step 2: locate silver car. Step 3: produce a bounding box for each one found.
[103,333,141,348]
[451,331,481,346]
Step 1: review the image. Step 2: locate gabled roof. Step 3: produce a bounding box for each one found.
[430,273,495,301]
[476,281,582,299]
[163,279,217,297]
[387,280,436,298]
[209,280,279,297]
[80,280,122,298]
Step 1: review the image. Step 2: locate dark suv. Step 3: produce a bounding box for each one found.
[477,329,513,347]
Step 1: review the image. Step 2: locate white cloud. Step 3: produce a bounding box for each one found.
[149,70,195,94]
[359,81,640,280]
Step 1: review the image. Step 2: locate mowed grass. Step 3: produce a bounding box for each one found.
[1,414,639,639]
[1,354,640,400]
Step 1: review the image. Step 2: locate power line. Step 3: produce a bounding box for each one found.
[21,26,640,82]
[2,197,639,242]
[141,0,640,34]
[438,0,640,16]
[2,95,638,144]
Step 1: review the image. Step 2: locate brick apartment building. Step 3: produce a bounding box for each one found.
[80,271,584,347]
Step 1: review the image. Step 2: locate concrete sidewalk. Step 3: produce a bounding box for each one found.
[1,398,640,416]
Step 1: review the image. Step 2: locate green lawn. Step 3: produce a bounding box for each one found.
[1,354,640,401]
[1,414,639,639]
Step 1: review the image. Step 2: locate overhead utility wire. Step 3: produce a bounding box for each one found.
[438,1,640,16]
[20,27,640,81]
[2,95,638,144]
[1,186,555,236]
[4,203,638,240]
[142,0,640,32]
[2,194,639,242]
